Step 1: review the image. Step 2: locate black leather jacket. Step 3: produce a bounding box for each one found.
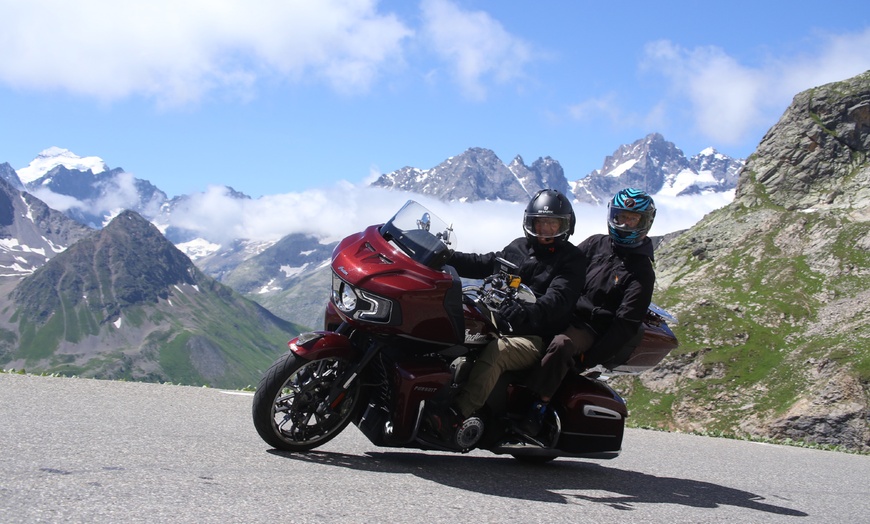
[572,234,655,363]
[448,237,584,340]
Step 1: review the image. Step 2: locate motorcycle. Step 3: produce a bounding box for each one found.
[252,200,678,462]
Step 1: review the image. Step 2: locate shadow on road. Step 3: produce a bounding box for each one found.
[268,449,807,517]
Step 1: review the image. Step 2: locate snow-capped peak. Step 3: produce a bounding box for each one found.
[16,147,108,184]
[698,147,716,156]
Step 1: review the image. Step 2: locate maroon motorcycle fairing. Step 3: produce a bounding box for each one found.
[331,224,464,344]
[287,331,354,360]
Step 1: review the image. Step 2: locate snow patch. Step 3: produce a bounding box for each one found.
[0,262,36,275]
[17,147,108,184]
[45,238,67,253]
[280,263,309,278]
[20,196,35,222]
[101,209,125,228]
[0,238,47,257]
[658,168,719,196]
[606,159,638,178]
[258,279,282,294]
[177,238,222,260]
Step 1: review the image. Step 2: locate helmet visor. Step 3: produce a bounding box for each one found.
[524,214,572,239]
[608,207,652,233]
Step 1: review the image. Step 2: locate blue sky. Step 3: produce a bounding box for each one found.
[1,1,869,251]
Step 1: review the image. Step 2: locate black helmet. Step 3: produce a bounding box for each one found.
[523,189,576,244]
[607,187,656,247]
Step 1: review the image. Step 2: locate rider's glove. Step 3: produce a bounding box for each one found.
[498,298,529,328]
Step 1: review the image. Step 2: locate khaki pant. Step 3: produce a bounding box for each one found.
[454,335,543,418]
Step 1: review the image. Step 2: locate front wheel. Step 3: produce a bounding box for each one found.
[252,352,363,451]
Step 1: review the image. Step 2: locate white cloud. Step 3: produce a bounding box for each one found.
[642,28,870,146]
[420,0,535,100]
[30,171,163,221]
[774,28,870,97]
[94,172,147,213]
[31,172,731,254]
[647,191,735,238]
[0,0,413,105]
[567,93,623,123]
[161,183,726,253]
[0,0,541,105]
[0,0,535,106]
[164,184,468,246]
[565,93,669,135]
[29,188,82,213]
[642,40,768,145]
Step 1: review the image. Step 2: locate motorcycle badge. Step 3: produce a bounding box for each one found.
[464,329,488,344]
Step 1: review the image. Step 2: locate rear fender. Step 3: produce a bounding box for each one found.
[288,331,356,360]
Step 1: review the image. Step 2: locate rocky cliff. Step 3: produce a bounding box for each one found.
[0,176,93,283]
[625,70,870,452]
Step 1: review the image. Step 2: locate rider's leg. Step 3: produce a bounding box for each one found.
[454,335,542,418]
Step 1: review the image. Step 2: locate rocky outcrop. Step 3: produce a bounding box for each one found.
[631,70,870,452]
[371,147,547,202]
[736,70,870,213]
[573,133,743,205]
[0,176,94,278]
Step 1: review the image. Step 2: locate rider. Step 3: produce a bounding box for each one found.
[519,187,657,436]
[426,189,584,441]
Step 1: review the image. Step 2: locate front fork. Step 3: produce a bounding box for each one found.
[289,323,380,413]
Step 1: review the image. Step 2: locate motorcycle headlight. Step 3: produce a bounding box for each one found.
[332,273,394,323]
[336,281,357,312]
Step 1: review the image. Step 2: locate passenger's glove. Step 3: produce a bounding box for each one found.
[575,295,595,316]
[497,299,529,332]
[576,295,613,323]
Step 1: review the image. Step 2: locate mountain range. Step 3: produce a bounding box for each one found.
[2,132,742,330]
[0,198,303,388]
[6,132,742,247]
[370,133,742,204]
[2,69,868,451]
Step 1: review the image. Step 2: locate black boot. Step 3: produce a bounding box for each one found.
[424,404,464,442]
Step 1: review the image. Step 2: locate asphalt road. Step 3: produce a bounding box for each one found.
[1,373,868,523]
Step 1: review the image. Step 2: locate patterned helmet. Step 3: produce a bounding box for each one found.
[607,188,656,247]
[523,189,576,244]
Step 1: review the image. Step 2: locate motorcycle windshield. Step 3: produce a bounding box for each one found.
[379,201,457,269]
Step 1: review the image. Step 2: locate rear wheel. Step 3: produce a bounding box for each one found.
[252,352,362,451]
[511,454,556,464]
